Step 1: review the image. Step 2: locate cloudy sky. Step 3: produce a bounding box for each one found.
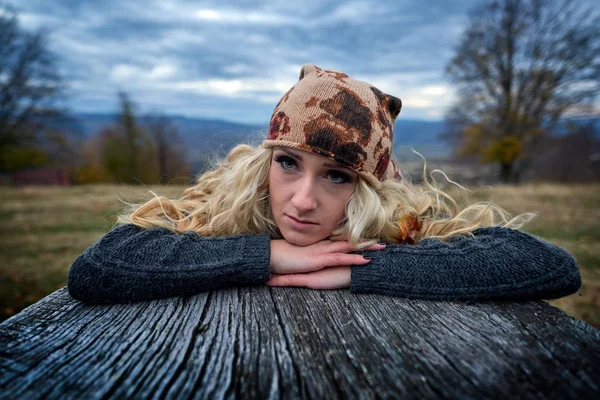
[7,0,599,125]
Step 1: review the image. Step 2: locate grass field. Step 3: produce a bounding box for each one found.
[1,183,598,327]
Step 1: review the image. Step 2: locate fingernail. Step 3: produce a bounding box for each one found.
[378,242,387,246]
[363,256,371,260]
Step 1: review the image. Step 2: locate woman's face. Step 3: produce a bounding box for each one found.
[269,147,358,246]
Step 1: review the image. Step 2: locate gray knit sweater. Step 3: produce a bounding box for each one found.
[67,224,581,304]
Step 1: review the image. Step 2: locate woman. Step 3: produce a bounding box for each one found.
[68,64,581,304]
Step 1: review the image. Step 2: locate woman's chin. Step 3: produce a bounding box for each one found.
[281,231,325,247]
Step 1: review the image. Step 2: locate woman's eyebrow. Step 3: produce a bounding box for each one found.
[322,162,348,169]
[279,148,302,160]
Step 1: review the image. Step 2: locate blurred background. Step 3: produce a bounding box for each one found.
[1,0,598,326]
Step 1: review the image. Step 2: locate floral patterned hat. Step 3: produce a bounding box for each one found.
[263,63,402,188]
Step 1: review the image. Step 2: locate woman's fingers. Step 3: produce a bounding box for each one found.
[364,242,387,251]
[322,240,386,254]
[266,267,351,289]
[314,253,370,268]
[266,274,305,286]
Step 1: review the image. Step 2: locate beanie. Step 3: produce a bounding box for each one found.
[263,63,402,188]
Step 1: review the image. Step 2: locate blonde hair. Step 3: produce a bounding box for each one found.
[119,144,533,248]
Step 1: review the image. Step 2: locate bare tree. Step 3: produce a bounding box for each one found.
[0,4,66,168]
[142,114,190,182]
[98,94,190,184]
[99,92,149,183]
[117,92,143,183]
[444,0,600,183]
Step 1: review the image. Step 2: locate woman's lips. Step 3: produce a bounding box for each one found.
[285,215,318,230]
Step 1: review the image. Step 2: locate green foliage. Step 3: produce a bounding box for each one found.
[100,128,129,182]
[72,164,112,184]
[456,125,523,164]
[0,146,50,171]
[483,137,522,164]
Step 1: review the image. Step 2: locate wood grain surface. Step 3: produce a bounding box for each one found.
[0,287,598,399]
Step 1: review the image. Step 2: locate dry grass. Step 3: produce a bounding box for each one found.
[0,184,183,318]
[0,183,598,327]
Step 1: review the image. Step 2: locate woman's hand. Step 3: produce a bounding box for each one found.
[267,239,385,289]
[266,267,352,289]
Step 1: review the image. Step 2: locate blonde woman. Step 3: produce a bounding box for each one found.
[68,64,580,304]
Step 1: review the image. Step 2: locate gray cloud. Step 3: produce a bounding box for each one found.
[8,0,597,123]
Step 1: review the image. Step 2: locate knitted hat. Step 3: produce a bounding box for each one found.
[263,63,402,188]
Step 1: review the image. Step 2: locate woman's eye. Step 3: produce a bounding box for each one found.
[281,160,295,169]
[327,171,350,184]
[275,156,296,170]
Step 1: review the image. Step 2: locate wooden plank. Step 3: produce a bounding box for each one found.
[0,287,598,399]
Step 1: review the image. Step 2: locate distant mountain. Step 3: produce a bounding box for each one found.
[65,113,264,151]
[169,116,266,155]
[65,113,449,163]
[62,112,600,170]
[551,117,600,135]
[391,119,448,159]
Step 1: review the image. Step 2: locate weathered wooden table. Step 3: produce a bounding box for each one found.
[0,287,598,399]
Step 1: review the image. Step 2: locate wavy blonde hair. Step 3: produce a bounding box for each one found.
[118,144,534,248]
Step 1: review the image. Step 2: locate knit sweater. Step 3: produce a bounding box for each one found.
[67,224,581,304]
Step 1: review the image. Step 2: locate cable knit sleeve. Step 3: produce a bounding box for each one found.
[68,224,272,304]
[351,227,581,301]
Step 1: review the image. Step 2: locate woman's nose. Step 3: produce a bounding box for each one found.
[290,177,317,212]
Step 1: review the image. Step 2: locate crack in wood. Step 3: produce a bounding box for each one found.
[267,287,306,397]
